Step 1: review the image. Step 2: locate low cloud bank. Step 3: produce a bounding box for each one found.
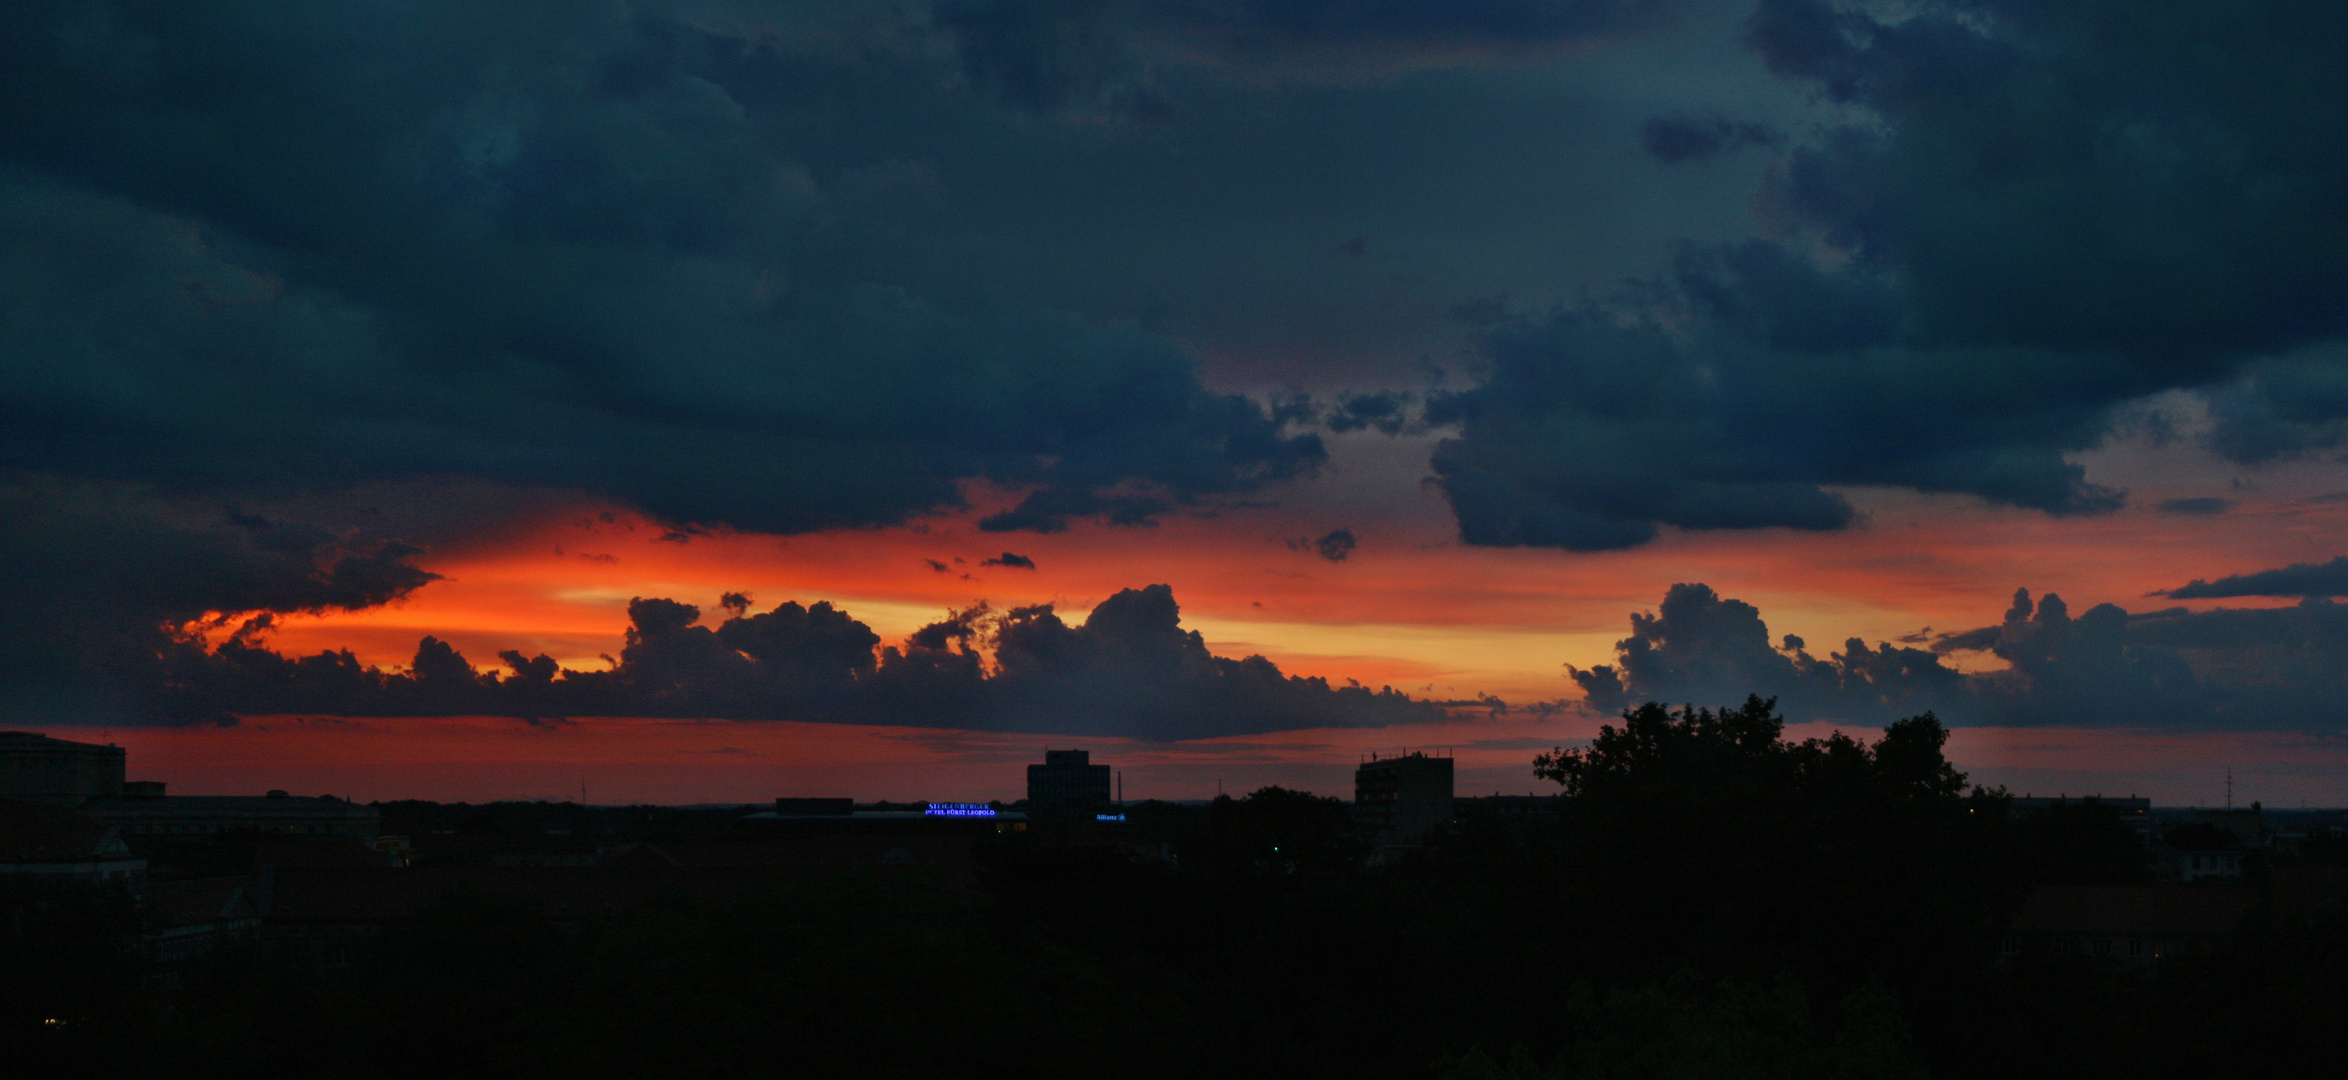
[1572,582,2348,734]
[151,585,1452,740]
[2161,556,2348,599]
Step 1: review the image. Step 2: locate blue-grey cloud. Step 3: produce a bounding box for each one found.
[0,478,439,728]
[146,584,1456,738]
[2155,497,2234,517]
[1641,113,1781,163]
[932,0,1673,114]
[2161,556,2348,600]
[1431,0,2348,548]
[0,0,1371,719]
[1327,391,1411,435]
[1285,527,1356,561]
[1578,582,2348,733]
[0,2,1323,536]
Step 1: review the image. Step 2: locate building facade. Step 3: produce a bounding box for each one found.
[1354,752,1453,849]
[1027,750,1112,810]
[85,792,381,839]
[0,798,145,884]
[0,731,127,806]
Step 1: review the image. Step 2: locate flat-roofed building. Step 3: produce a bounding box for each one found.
[0,731,126,806]
[0,731,380,839]
[1355,752,1453,850]
[2003,884,2259,966]
[86,792,380,840]
[1027,749,1112,811]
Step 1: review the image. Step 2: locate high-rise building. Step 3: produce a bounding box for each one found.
[1354,752,1452,849]
[1027,749,1112,811]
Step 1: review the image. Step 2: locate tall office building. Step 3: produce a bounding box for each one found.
[1354,752,1453,849]
[1027,749,1112,811]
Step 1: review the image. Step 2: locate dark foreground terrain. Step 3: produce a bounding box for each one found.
[10,699,2345,1079]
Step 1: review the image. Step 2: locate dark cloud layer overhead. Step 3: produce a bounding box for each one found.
[1431,0,2348,549]
[1641,113,1781,163]
[9,0,2347,733]
[0,1,1325,533]
[0,0,1369,719]
[1573,583,2348,734]
[934,0,1673,114]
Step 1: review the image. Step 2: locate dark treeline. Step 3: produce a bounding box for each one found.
[12,698,2346,1079]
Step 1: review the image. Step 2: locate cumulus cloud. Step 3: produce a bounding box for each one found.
[0,1,1323,540]
[1326,392,1411,435]
[1285,528,1356,562]
[147,584,1456,738]
[1575,582,2348,733]
[1567,582,1968,719]
[0,0,1373,713]
[0,477,439,727]
[2161,556,2348,600]
[1431,0,2348,549]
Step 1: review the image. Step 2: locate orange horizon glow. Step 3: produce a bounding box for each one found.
[132,434,2348,807]
[236,441,2347,709]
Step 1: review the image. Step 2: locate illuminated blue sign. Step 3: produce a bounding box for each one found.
[1095,814,1127,822]
[925,802,995,818]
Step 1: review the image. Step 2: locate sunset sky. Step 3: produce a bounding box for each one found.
[8,0,2348,806]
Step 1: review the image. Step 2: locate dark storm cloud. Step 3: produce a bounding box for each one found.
[1152,0,1669,47]
[1640,113,1780,163]
[0,0,1364,718]
[2155,497,2234,517]
[2200,346,2348,465]
[1576,583,2348,734]
[153,585,1456,739]
[932,0,1672,112]
[981,551,1037,569]
[1327,392,1410,435]
[982,585,1446,737]
[0,477,438,727]
[1567,583,1971,719]
[2161,557,2348,600]
[1433,0,2348,549]
[0,1,1322,535]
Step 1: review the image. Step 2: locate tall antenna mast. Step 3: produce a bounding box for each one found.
[2225,767,2233,810]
